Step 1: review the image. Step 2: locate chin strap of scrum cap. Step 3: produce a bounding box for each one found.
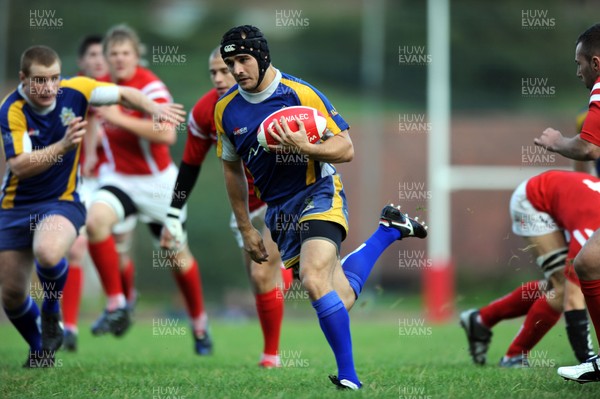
[220,25,271,90]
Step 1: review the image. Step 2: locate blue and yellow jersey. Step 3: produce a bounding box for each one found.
[215,70,349,203]
[0,76,113,208]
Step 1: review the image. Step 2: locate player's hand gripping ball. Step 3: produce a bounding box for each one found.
[257,106,327,151]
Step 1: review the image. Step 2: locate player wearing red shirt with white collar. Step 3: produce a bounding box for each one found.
[535,23,600,383]
[85,25,212,354]
[100,65,173,174]
[61,34,111,352]
[160,48,292,368]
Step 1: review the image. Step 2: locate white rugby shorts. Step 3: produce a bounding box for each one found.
[510,180,559,237]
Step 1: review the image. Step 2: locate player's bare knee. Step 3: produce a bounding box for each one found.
[34,244,64,267]
[168,246,192,273]
[249,263,272,286]
[33,233,68,266]
[164,252,190,275]
[68,237,86,264]
[85,211,112,241]
[300,277,324,300]
[67,247,81,264]
[118,254,131,270]
[300,268,332,300]
[1,284,28,309]
[573,253,593,280]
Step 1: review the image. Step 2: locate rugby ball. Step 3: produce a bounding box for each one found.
[257,106,327,150]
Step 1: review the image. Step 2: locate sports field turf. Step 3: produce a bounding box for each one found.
[0,314,597,399]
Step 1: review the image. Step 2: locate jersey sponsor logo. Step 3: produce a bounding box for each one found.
[59,107,76,126]
[223,44,236,52]
[233,126,248,135]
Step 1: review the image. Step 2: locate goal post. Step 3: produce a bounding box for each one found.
[425,0,570,322]
[426,0,453,322]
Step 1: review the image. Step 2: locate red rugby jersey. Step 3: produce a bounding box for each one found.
[526,170,600,261]
[102,66,173,175]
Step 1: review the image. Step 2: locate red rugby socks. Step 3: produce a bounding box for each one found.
[479,280,540,328]
[62,265,82,332]
[256,288,284,356]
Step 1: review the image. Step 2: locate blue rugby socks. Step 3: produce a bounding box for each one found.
[342,225,400,297]
[36,257,69,314]
[312,291,361,387]
[4,296,42,351]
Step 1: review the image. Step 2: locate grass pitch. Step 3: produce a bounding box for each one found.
[0,313,597,399]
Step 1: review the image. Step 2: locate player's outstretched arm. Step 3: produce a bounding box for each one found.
[112,85,184,145]
[535,128,600,160]
[116,86,186,126]
[91,85,184,145]
[222,158,268,263]
[8,117,87,180]
[95,104,177,145]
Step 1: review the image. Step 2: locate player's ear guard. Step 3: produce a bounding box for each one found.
[220,25,270,87]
